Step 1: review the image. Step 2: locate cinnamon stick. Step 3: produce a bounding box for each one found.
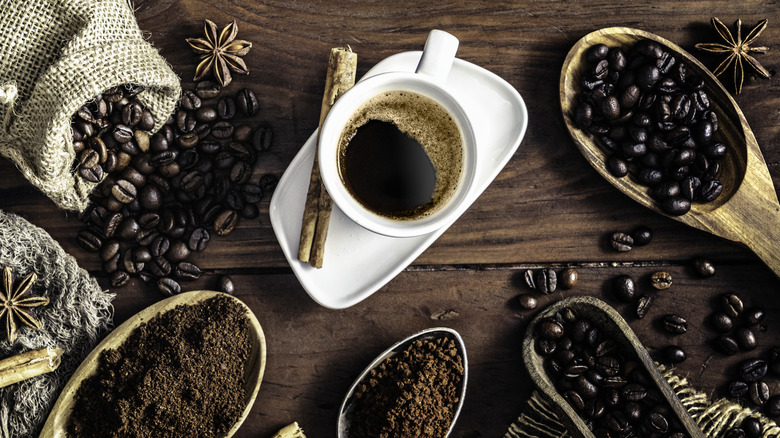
[298,47,357,268]
[0,347,63,388]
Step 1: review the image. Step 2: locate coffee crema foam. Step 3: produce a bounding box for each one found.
[337,90,464,220]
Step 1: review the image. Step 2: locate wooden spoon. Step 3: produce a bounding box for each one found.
[337,327,468,438]
[522,296,706,438]
[39,290,266,438]
[560,27,780,276]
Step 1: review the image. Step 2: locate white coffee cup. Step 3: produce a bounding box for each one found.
[318,30,477,238]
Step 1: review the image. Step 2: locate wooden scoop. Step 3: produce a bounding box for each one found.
[560,27,780,277]
[39,290,266,438]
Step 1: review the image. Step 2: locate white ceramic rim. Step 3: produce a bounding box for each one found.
[318,71,478,238]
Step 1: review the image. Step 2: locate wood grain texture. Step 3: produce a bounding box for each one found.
[0,1,778,437]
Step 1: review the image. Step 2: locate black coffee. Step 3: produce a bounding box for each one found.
[337,90,463,221]
[341,120,436,217]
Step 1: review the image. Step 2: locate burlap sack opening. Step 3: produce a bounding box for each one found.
[0,0,181,212]
[0,210,114,438]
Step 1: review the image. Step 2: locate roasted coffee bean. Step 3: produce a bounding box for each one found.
[236,88,258,115]
[663,345,687,364]
[724,428,746,438]
[516,294,538,310]
[110,271,130,288]
[535,268,557,294]
[78,164,104,183]
[564,390,585,412]
[217,96,236,119]
[176,109,196,133]
[698,179,723,202]
[157,277,181,297]
[166,240,190,262]
[195,106,218,123]
[718,335,740,355]
[729,380,749,398]
[559,268,578,290]
[538,318,565,340]
[230,161,251,184]
[113,124,134,143]
[741,417,762,438]
[258,173,278,194]
[630,226,652,246]
[622,383,647,402]
[77,229,103,252]
[122,102,144,126]
[252,125,273,151]
[79,149,100,169]
[174,262,201,281]
[646,412,669,434]
[736,327,757,351]
[612,275,636,302]
[179,90,201,111]
[607,155,629,177]
[149,235,170,258]
[749,380,770,406]
[722,293,744,318]
[101,212,122,238]
[661,196,691,215]
[635,294,654,319]
[575,375,599,399]
[693,257,716,277]
[240,201,259,219]
[146,257,170,277]
[240,183,263,204]
[765,395,780,417]
[217,275,235,295]
[596,356,620,376]
[211,121,234,139]
[523,269,537,289]
[739,359,768,382]
[117,217,140,240]
[177,133,199,150]
[537,339,557,356]
[214,209,238,236]
[100,240,120,262]
[650,271,672,290]
[195,80,221,99]
[609,232,633,252]
[711,312,734,333]
[138,185,163,211]
[661,314,688,334]
[188,227,210,252]
[745,308,765,326]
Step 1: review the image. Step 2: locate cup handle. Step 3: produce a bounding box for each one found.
[415,30,459,81]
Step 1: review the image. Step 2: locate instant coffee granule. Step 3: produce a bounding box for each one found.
[348,336,464,438]
[67,295,251,438]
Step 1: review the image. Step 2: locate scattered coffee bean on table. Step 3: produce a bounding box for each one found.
[67,295,251,437]
[73,83,277,296]
[347,336,464,438]
[574,39,727,216]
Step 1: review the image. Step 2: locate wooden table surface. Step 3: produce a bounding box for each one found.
[2,1,780,437]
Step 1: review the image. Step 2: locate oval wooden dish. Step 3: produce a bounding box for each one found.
[522,296,705,438]
[337,327,468,438]
[560,27,780,278]
[39,290,266,438]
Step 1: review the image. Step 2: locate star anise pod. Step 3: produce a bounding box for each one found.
[695,17,770,94]
[1,267,49,344]
[186,20,252,87]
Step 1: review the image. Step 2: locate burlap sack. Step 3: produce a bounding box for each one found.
[506,365,780,438]
[0,210,114,437]
[0,0,181,212]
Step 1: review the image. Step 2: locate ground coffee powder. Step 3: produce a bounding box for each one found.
[348,336,465,438]
[67,295,251,437]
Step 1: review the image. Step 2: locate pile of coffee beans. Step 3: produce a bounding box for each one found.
[709,293,763,355]
[574,39,727,216]
[609,225,653,252]
[73,82,277,295]
[515,268,579,310]
[535,307,691,437]
[725,354,780,418]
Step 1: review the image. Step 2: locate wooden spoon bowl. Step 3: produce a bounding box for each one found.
[522,296,706,438]
[560,27,780,276]
[39,290,266,438]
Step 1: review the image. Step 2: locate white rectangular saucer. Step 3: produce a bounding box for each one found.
[269,51,528,309]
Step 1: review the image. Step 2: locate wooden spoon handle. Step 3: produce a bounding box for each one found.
[738,209,780,278]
